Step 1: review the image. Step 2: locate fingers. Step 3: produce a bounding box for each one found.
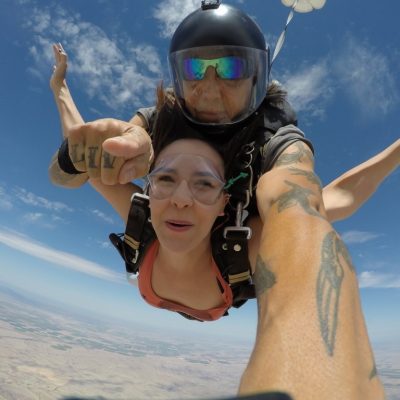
[118,153,152,184]
[50,43,68,89]
[103,125,153,182]
[57,42,66,54]
[51,43,67,66]
[103,125,152,157]
[68,119,146,185]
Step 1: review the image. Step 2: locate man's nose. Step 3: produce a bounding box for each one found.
[196,67,221,99]
[203,65,218,81]
[170,180,194,208]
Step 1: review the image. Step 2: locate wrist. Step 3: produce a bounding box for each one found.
[57,138,86,175]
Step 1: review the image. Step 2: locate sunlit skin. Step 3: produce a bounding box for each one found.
[149,139,229,258]
[182,66,252,123]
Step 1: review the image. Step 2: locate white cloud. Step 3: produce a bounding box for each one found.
[281,60,334,118]
[153,0,198,38]
[278,34,399,122]
[98,240,112,249]
[333,36,399,116]
[359,271,400,289]
[22,212,45,223]
[0,228,123,284]
[13,187,72,212]
[341,230,381,244]
[91,209,115,225]
[0,185,13,211]
[25,4,162,113]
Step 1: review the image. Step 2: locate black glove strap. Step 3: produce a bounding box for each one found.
[57,139,85,175]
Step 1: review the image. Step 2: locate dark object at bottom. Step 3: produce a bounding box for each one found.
[61,392,292,400]
[199,392,292,400]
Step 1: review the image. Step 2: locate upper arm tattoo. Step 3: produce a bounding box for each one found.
[254,255,277,298]
[288,167,322,188]
[272,180,325,219]
[317,231,355,356]
[274,141,314,168]
[369,362,378,380]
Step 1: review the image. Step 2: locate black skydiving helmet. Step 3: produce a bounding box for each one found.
[168,1,270,127]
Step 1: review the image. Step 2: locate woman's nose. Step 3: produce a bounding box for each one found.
[170,180,194,208]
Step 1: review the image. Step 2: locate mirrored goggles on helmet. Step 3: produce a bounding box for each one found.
[146,154,225,205]
[182,56,253,81]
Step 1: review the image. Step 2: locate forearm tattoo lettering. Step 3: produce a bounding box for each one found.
[317,231,355,356]
[254,255,277,298]
[272,180,325,219]
[274,142,314,167]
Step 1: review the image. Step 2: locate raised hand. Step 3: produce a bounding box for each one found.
[50,42,68,91]
[67,118,153,185]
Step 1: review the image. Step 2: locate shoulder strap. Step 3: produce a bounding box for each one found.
[211,203,255,309]
[109,193,155,280]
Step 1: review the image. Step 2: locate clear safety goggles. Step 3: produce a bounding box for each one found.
[146,154,226,206]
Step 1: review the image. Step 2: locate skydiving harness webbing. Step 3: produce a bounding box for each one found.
[109,100,296,319]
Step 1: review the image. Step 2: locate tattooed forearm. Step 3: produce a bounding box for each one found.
[274,142,314,167]
[317,231,355,356]
[288,167,322,188]
[272,180,325,219]
[335,238,355,273]
[254,255,277,297]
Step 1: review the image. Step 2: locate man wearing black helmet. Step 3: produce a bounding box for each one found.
[167,0,269,126]
[49,2,386,399]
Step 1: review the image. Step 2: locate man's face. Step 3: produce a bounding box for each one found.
[170,45,267,124]
[182,66,253,124]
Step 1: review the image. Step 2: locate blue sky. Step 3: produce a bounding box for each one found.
[0,0,399,344]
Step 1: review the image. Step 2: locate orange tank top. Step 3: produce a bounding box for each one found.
[137,241,233,321]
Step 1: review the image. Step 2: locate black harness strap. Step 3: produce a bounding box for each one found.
[109,193,155,277]
[217,225,255,308]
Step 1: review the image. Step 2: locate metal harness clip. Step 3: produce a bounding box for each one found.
[223,201,252,240]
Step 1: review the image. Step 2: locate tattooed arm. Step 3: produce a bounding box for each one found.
[64,119,148,223]
[323,138,400,223]
[239,141,385,399]
[49,43,89,188]
[49,43,152,190]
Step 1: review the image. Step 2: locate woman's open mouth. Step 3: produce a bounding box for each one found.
[165,220,193,232]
